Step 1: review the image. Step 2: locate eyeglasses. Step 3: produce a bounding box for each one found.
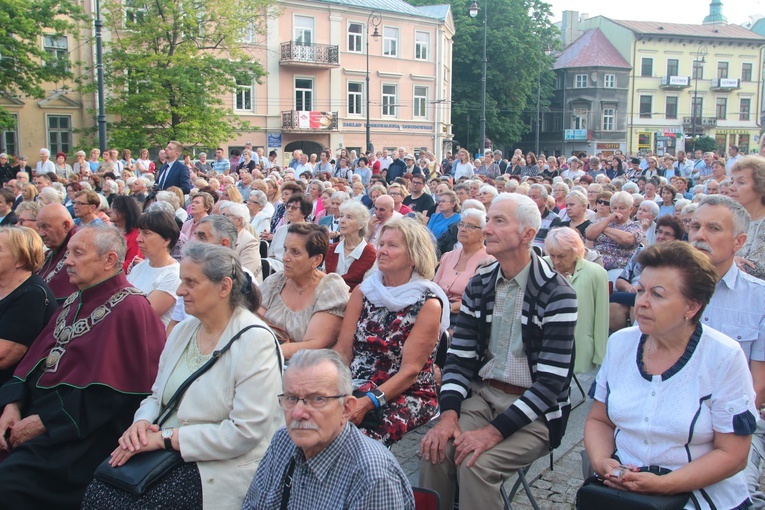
[597,200,610,206]
[72,201,91,206]
[389,192,402,196]
[19,218,36,225]
[457,222,482,231]
[285,204,301,211]
[277,394,347,410]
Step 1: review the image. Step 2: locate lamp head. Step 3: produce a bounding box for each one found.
[372,27,380,40]
[468,0,479,18]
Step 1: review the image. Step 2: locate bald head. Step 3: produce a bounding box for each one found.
[37,203,74,250]
[374,195,395,222]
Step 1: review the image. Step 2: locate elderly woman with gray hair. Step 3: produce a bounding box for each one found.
[544,227,609,373]
[246,189,272,236]
[324,200,376,291]
[585,191,642,275]
[433,208,494,327]
[83,242,283,510]
[220,202,262,283]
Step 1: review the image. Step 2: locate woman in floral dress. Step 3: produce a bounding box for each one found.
[335,218,450,447]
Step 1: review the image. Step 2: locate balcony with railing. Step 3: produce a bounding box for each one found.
[280,42,339,67]
[660,76,691,89]
[682,117,717,133]
[282,111,338,131]
[710,78,740,91]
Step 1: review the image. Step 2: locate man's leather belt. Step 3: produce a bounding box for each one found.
[487,379,528,395]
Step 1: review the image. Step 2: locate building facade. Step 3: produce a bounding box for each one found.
[576,14,765,156]
[1,0,454,167]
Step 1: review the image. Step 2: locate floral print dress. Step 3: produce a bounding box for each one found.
[350,291,439,447]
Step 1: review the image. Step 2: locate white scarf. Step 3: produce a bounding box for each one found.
[360,270,450,333]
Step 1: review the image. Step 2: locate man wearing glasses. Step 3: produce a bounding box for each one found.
[403,175,435,214]
[242,349,414,510]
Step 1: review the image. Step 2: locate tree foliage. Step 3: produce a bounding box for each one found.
[89,0,274,148]
[0,0,85,129]
[692,135,717,153]
[409,0,559,154]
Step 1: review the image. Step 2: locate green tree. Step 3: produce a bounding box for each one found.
[409,0,558,154]
[89,0,274,148]
[693,135,717,154]
[0,0,85,129]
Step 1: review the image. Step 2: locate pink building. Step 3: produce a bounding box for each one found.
[227,0,454,162]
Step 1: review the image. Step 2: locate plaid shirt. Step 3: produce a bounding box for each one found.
[242,423,414,510]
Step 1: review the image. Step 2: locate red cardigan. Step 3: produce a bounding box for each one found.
[324,242,376,291]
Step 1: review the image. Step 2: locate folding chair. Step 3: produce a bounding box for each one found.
[413,487,441,510]
[570,373,587,410]
[501,464,540,510]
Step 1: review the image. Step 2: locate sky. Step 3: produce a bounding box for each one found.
[547,0,760,28]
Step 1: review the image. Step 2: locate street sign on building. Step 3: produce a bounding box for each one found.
[267,133,282,149]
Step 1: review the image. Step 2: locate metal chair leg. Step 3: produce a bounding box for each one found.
[571,373,587,410]
[501,465,540,510]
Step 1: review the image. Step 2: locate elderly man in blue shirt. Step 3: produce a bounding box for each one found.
[689,194,765,509]
[241,349,414,510]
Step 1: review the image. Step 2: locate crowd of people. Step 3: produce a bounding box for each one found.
[0,138,763,509]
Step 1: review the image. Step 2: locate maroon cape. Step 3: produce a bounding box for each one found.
[13,272,166,393]
[37,227,78,301]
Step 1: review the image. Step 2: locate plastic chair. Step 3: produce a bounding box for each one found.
[413,487,441,510]
[259,239,269,260]
[261,259,272,279]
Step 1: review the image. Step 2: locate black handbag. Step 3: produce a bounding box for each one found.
[576,468,691,510]
[94,324,281,496]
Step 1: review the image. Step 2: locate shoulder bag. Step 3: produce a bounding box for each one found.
[94,324,282,496]
[576,467,690,510]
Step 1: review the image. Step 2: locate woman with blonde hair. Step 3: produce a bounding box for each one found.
[21,184,37,203]
[0,226,57,385]
[221,184,243,204]
[335,218,449,446]
[730,155,765,279]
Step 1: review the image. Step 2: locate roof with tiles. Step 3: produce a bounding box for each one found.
[610,18,765,41]
[554,29,631,70]
[304,0,449,19]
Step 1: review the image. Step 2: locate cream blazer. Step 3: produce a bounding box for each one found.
[133,308,284,509]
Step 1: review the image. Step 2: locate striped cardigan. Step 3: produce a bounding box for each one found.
[440,252,578,449]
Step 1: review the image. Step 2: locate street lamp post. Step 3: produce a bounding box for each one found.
[468,1,487,157]
[365,12,381,154]
[95,0,107,154]
[690,44,707,154]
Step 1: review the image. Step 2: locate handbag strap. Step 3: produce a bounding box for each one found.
[155,324,281,427]
[280,457,297,510]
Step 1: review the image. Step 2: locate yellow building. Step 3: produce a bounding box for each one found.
[1,0,454,167]
[573,14,765,155]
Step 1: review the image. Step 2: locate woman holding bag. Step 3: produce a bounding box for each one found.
[82,242,284,509]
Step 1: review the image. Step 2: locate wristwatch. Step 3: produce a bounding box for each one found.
[370,389,387,407]
[162,428,175,450]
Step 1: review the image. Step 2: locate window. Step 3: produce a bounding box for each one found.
[639,95,652,118]
[716,97,727,120]
[234,76,254,112]
[347,81,363,116]
[742,63,753,82]
[43,35,68,71]
[641,58,653,77]
[294,15,313,46]
[415,31,429,61]
[555,74,564,90]
[124,0,147,25]
[413,86,428,118]
[348,23,363,53]
[572,112,587,130]
[604,74,616,88]
[666,59,679,76]
[574,74,588,88]
[240,24,256,44]
[2,114,18,157]
[295,78,313,111]
[47,115,71,155]
[692,60,704,80]
[717,61,728,79]
[665,97,678,119]
[740,98,751,121]
[382,84,397,116]
[383,27,398,57]
[692,97,703,119]
[602,108,615,131]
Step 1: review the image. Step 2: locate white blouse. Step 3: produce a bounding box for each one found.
[595,325,757,509]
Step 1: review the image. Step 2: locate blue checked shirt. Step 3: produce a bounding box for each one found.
[241,423,414,510]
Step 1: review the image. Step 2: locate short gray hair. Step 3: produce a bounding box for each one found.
[610,191,634,209]
[479,185,498,197]
[156,190,180,210]
[491,193,542,233]
[461,208,486,228]
[331,190,350,203]
[199,214,237,246]
[622,182,639,194]
[640,200,660,219]
[529,183,549,200]
[286,349,352,396]
[39,187,64,204]
[250,189,268,208]
[81,224,126,267]
[225,202,251,223]
[181,241,253,310]
[339,200,370,237]
[681,203,698,216]
[146,201,175,216]
[698,195,751,237]
[460,198,486,213]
